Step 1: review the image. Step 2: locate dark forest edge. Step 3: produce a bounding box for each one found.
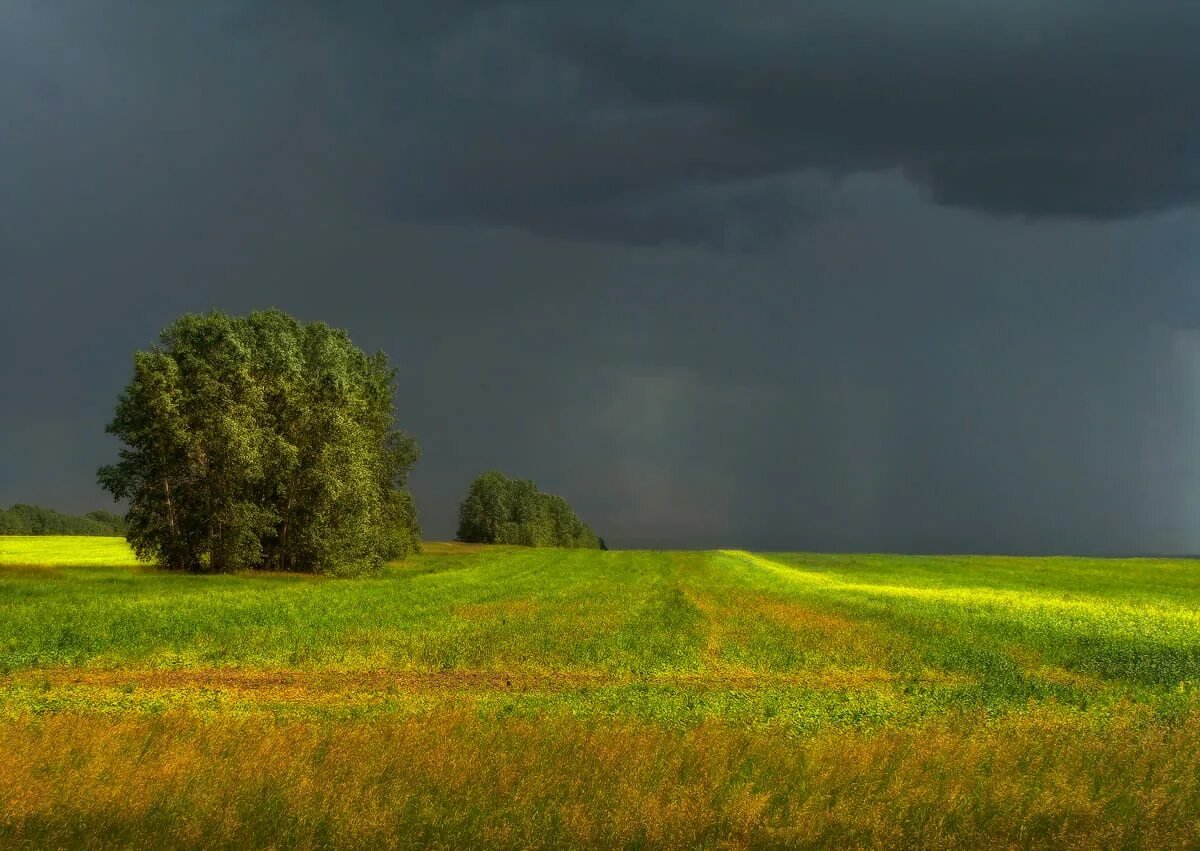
[0,504,126,537]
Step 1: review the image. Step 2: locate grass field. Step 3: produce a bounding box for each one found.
[2,536,1200,848]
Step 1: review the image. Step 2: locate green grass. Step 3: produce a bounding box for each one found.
[2,540,1196,719]
[2,536,1200,847]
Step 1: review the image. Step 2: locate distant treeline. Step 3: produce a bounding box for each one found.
[0,504,126,536]
[457,471,604,549]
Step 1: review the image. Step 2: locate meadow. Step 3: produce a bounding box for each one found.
[2,536,1199,848]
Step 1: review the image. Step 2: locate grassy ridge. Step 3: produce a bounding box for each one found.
[2,537,1200,847]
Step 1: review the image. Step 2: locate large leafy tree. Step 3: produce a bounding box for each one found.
[456,471,601,549]
[98,310,419,575]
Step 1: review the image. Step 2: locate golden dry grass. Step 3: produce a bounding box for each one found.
[2,709,1199,849]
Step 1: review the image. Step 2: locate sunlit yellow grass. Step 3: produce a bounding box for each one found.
[0,535,141,567]
[725,549,1200,622]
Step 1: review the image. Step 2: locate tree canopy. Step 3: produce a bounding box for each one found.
[457,471,602,549]
[0,505,125,536]
[98,310,419,575]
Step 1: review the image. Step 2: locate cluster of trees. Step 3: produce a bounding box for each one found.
[457,471,604,549]
[0,504,126,536]
[18,310,606,574]
[98,310,420,576]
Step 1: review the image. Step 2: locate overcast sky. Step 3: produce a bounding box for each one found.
[3,1,1200,553]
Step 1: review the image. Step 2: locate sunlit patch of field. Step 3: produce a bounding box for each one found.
[0,535,142,567]
[2,537,1200,847]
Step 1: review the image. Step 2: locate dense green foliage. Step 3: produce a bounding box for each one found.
[97,311,419,575]
[0,505,124,536]
[457,471,601,548]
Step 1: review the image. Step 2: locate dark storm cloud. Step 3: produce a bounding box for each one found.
[373,1,1200,245]
[10,2,1196,249]
[3,1,1200,554]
